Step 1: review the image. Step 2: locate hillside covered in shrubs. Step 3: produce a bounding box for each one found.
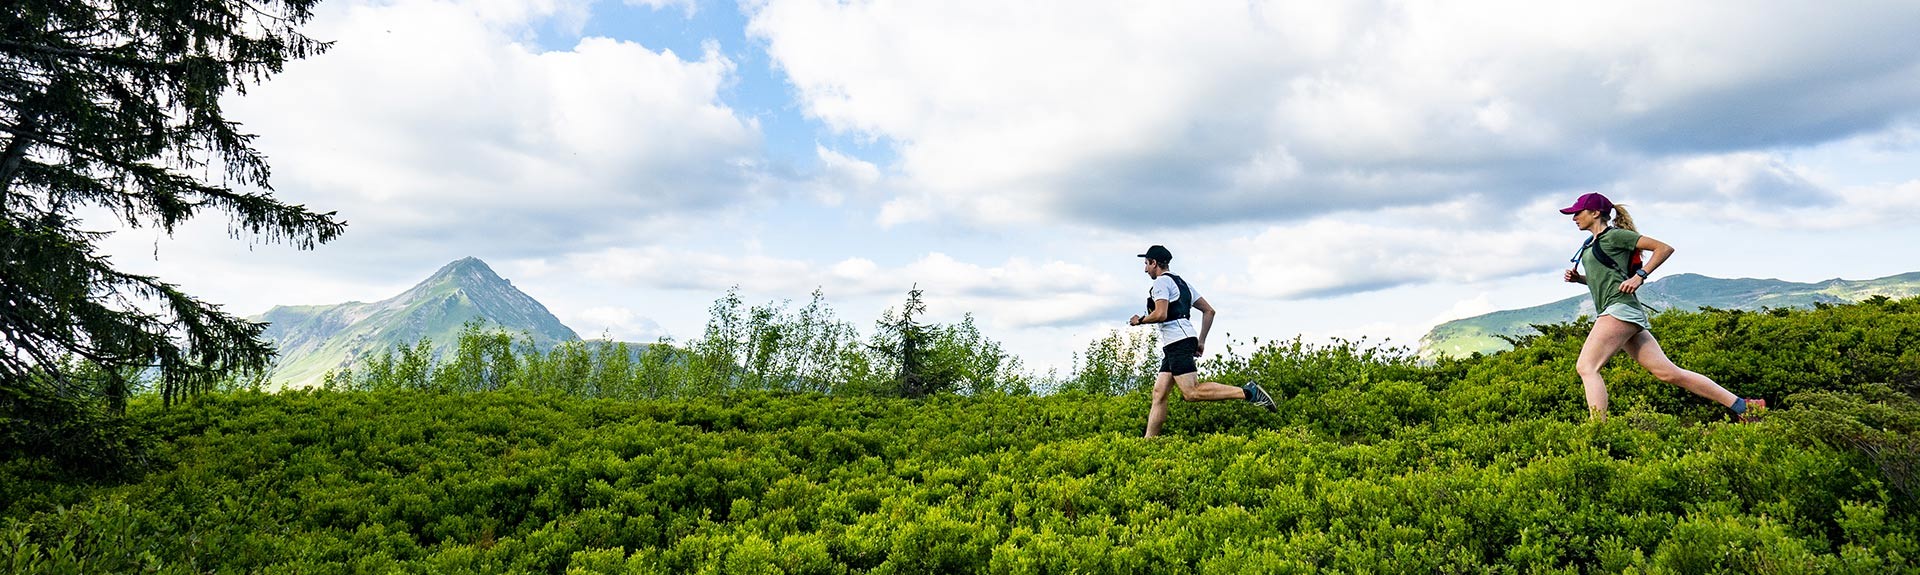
[3,298,1918,573]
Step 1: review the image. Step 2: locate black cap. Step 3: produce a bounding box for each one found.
[1136,245,1172,262]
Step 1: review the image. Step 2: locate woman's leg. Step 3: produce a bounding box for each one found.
[1622,330,1739,408]
[1577,316,1643,420]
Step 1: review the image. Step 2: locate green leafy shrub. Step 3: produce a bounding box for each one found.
[3,298,1918,573]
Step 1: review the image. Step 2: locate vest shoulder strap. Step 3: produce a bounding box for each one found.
[1167,274,1193,321]
[1587,228,1639,278]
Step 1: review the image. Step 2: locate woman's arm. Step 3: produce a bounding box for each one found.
[1635,235,1674,274]
[1619,235,1675,294]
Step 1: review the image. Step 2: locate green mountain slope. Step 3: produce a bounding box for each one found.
[254,258,580,388]
[1421,271,1920,358]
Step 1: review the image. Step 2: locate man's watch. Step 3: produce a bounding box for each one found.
[1634,269,1651,279]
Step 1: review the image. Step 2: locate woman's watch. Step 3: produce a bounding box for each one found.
[1634,269,1651,279]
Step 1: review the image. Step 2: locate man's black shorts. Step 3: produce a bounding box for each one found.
[1159,337,1199,376]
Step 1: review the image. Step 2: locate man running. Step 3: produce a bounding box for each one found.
[1130,245,1276,438]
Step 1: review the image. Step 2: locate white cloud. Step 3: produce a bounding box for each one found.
[522,248,1134,329]
[625,0,696,18]
[78,0,1920,375]
[1650,179,1920,231]
[1200,146,1917,299]
[875,195,934,229]
[1432,293,1501,325]
[747,0,1920,228]
[230,0,766,260]
[1603,149,1920,231]
[811,145,882,205]
[91,0,802,320]
[1620,152,1834,206]
[560,246,816,291]
[1223,199,1569,299]
[564,306,670,342]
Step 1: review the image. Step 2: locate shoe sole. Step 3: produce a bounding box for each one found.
[1736,398,1767,423]
[1250,383,1278,412]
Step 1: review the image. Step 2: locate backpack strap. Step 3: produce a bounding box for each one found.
[1585,228,1638,279]
[1167,274,1193,321]
[1143,274,1197,321]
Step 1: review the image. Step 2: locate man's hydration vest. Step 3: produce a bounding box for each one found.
[1145,274,1193,321]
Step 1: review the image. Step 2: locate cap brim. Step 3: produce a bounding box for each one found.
[1558,206,1581,214]
[1136,253,1149,258]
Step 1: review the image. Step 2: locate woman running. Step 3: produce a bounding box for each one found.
[1559,192,1761,422]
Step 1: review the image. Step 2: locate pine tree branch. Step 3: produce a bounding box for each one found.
[0,39,188,73]
[0,114,37,199]
[3,134,341,251]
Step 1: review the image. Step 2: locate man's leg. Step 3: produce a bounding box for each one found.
[1173,373,1251,401]
[1145,371,1176,438]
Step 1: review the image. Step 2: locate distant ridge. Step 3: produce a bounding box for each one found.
[254,257,580,388]
[1420,271,1920,359]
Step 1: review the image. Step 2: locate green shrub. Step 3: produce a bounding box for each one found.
[4,298,1919,573]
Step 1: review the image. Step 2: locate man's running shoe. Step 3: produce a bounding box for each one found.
[1246,382,1278,413]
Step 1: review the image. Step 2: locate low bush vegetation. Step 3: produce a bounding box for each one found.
[4,298,1917,573]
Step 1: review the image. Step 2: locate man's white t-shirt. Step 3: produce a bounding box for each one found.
[1149,274,1201,348]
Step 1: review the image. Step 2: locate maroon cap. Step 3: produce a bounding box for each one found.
[1558,192,1613,215]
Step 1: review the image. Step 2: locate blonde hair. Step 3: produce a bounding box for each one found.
[1606,204,1637,232]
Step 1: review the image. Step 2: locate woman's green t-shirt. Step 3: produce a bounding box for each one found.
[1582,227,1644,314]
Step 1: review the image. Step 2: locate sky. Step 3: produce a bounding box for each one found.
[95,0,1920,373]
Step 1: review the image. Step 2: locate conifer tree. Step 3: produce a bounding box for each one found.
[874,286,940,398]
[2,0,344,409]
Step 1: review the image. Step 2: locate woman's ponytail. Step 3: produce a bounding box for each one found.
[1611,204,1637,232]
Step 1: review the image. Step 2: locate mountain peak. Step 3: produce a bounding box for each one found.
[427,256,504,283]
[401,257,549,312]
[408,257,524,299]
[256,257,579,388]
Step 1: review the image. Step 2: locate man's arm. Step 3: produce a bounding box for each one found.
[1132,299,1171,325]
[1193,297,1215,356]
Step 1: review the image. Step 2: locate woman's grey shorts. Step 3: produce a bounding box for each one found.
[1602,302,1652,331]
